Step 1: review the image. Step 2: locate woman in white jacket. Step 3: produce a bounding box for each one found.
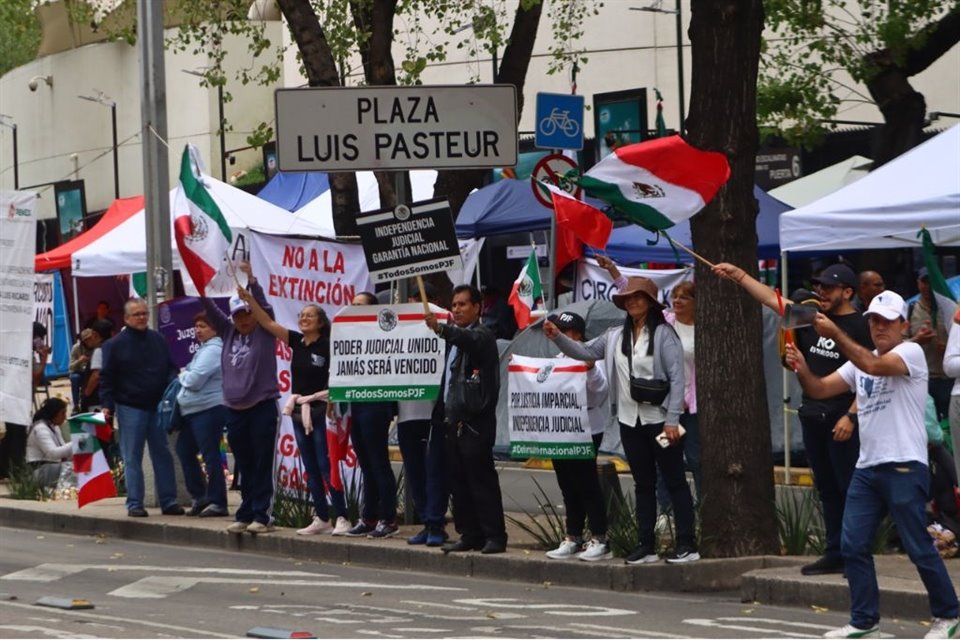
[943,305,960,474]
[545,276,698,564]
[26,397,73,490]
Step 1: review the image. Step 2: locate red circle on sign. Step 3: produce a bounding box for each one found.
[531,154,581,208]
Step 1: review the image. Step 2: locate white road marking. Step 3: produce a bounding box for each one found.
[108,576,465,598]
[394,628,452,634]
[716,616,838,630]
[1,563,334,582]
[400,600,478,610]
[568,622,689,638]
[0,600,235,638]
[454,597,634,616]
[343,602,526,622]
[0,625,95,639]
[684,617,820,637]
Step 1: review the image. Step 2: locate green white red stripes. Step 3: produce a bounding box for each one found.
[69,413,116,508]
[508,250,543,330]
[174,145,233,296]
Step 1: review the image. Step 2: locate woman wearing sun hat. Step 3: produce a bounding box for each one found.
[544,276,698,564]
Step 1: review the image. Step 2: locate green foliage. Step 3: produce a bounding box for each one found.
[6,463,43,501]
[0,0,41,77]
[775,488,826,555]
[272,470,315,529]
[605,489,638,558]
[504,477,566,550]
[758,0,956,146]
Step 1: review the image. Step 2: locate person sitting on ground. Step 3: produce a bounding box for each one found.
[175,313,229,518]
[237,289,351,536]
[25,398,74,491]
[545,276,698,565]
[541,311,611,562]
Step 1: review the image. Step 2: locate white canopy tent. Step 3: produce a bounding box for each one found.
[71,173,331,278]
[290,170,437,236]
[769,155,871,208]
[779,125,960,252]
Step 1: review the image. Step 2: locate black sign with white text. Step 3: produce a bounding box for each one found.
[356,198,463,283]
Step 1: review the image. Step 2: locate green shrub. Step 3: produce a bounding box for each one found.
[504,477,566,550]
[7,463,43,501]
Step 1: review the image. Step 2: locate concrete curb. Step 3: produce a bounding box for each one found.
[741,567,934,621]
[0,503,794,594]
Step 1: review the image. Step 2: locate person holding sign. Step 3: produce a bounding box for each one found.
[236,289,351,536]
[425,284,507,554]
[201,261,279,534]
[540,312,611,562]
[545,277,698,564]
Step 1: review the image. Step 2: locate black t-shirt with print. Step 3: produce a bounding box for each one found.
[795,311,874,418]
[289,330,330,396]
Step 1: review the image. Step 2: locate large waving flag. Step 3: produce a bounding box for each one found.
[920,228,958,328]
[69,413,117,508]
[174,145,233,296]
[508,250,544,330]
[540,182,612,249]
[578,135,730,231]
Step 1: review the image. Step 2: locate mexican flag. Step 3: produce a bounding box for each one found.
[173,145,233,296]
[578,135,730,231]
[69,413,116,508]
[920,228,958,328]
[508,250,543,330]
[540,182,612,249]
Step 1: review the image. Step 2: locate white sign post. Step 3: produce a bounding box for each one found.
[508,355,592,459]
[0,191,37,426]
[275,85,518,171]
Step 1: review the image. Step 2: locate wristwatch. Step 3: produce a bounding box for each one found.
[845,411,858,426]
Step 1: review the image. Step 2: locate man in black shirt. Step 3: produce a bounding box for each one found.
[714,262,872,576]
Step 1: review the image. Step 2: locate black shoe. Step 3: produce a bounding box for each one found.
[442,538,484,553]
[161,505,185,516]
[128,507,148,518]
[186,502,207,517]
[480,540,506,554]
[624,544,659,565]
[801,555,845,576]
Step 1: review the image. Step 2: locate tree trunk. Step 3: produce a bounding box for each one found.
[434,0,544,218]
[276,0,360,236]
[686,0,779,557]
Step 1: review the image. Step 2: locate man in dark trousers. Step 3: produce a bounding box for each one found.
[425,284,507,554]
[100,299,182,517]
[714,262,872,576]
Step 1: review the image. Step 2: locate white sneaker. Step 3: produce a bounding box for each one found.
[331,516,352,536]
[925,618,960,639]
[578,539,612,562]
[545,538,582,559]
[297,516,333,536]
[246,521,275,534]
[823,623,880,638]
[226,521,250,534]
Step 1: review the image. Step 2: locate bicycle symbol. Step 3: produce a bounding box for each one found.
[539,108,580,139]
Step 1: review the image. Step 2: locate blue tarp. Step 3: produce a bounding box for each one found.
[257,172,330,212]
[585,186,793,265]
[456,179,793,266]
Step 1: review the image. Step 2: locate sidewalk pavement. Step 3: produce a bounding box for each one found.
[3,490,960,621]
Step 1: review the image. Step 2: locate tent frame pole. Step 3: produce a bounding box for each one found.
[71,274,81,336]
[781,250,791,485]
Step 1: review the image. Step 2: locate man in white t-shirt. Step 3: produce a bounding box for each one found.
[786,290,960,640]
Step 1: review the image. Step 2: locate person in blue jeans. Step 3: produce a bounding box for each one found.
[175,313,228,518]
[398,399,448,546]
[236,288,351,537]
[203,262,280,534]
[100,299,182,517]
[340,291,398,539]
[787,290,960,640]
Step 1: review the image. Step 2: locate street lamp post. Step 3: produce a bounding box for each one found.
[631,1,685,133]
[0,115,18,189]
[78,92,119,198]
[183,68,227,180]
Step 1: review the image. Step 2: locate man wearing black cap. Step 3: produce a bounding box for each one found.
[907,267,952,422]
[713,261,873,576]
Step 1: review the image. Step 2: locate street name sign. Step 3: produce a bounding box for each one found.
[275,85,518,171]
[356,198,463,283]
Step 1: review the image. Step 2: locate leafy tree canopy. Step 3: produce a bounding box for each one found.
[0,0,41,78]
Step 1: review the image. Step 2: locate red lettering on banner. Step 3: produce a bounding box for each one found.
[324,250,345,274]
[282,245,305,268]
[278,369,291,393]
[275,340,292,360]
[308,249,319,271]
[278,433,298,457]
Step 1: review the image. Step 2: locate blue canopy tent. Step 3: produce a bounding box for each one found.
[586,186,793,265]
[257,172,330,211]
[456,180,792,265]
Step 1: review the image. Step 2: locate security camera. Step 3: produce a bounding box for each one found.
[28,75,52,91]
[28,79,38,92]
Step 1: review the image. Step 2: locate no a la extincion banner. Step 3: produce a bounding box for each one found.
[329,303,448,402]
[508,354,592,459]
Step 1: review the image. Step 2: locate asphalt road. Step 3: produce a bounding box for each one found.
[0,526,930,639]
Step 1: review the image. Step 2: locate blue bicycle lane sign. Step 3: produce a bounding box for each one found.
[535,92,585,151]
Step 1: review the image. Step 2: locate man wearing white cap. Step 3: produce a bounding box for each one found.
[786,291,960,639]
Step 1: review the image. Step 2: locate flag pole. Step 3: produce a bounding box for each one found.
[415,275,430,315]
[664,234,715,268]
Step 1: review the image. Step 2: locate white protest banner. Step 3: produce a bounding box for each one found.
[329,303,448,403]
[34,273,54,368]
[508,354,592,459]
[0,191,37,426]
[248,231,373,495]
[576,258,692,305]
